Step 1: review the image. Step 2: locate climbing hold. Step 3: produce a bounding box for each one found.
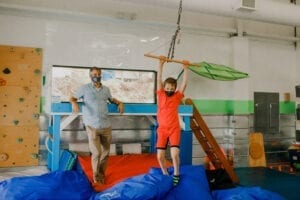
[23,86,31,94]
[2,68,11,74]
[0,153,9,161]
[17,138,23,143]
[42,75,46,86]
[32,113,40,119]
[19,97,24,102]
[31,153,39,159]
[34,69,41,75]
[35,48,42,55]
[9,47,15,53]
[0,77,6,86]
[13,120,19,125]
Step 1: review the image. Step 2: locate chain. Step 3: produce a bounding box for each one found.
[167,0,182,59]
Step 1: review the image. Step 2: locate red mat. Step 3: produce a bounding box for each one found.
[78,154,172,192]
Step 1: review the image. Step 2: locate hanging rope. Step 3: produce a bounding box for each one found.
[167,0,182,60]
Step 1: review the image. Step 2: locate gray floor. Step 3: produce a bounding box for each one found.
[0,166,49,182]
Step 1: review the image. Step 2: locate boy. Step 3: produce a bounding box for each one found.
[156,56,189,186]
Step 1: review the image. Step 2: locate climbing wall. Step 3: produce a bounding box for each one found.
[0,45,42,167]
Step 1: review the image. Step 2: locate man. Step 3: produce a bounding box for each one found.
[70,67,123,184]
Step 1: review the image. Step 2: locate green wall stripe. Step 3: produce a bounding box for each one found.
[280,102,296,114]
[192,99,295,115]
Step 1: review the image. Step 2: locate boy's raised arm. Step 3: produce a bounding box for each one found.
[157,56,167,91]
[178,60,189,93]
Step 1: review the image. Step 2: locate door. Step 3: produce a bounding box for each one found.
[254,92,279,134]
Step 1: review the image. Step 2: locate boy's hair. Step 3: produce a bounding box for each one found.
[163,77,177,88]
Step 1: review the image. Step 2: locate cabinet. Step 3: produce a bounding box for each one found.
[254,92,279,134]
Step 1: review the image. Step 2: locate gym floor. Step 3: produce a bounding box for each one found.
[0,166,48,182]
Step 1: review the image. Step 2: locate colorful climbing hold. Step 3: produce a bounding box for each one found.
[0,153,9,161]
[0,77,6,86]
[34,69,41,75]
[32,113,40,119]
[23,86,31,94]
[17,138,23,143]
[31,153,39,159]
[35,48,42,55]
[2,68,11,74]
[42,76,46,86]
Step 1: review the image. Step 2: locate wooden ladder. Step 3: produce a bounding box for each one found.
[185,98,239,183]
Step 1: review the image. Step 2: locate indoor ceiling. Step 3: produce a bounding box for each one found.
[0,0,299,27]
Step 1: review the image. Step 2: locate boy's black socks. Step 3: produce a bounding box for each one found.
[173,175,180,186]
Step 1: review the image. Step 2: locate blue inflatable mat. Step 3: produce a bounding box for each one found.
[0,163,286,200]
[0,170,94,200]
[91,165,285,200]
[91,165,213,200]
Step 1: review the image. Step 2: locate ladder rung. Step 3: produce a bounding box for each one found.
[191,126,200,130]
[206,149,214,154]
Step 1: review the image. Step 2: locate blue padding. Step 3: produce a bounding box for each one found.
[0,169,94,200]
[90,168,173,200]
[59,149,77,171]
[91,165,213,200]
[164,165,213,200]
[0,164,286,200]
[212,186,285,200]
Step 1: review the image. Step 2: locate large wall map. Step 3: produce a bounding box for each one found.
[52,66,156,103]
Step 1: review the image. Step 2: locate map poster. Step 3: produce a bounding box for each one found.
[52,66,156,103]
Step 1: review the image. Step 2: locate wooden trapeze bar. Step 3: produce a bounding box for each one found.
[144,53,199,66]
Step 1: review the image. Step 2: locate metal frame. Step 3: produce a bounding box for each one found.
[47,102,193,171]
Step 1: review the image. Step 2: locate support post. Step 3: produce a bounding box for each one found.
[51,115,61,171]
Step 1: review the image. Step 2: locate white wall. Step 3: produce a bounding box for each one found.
[0,5,299,111]
[249,40,297,99]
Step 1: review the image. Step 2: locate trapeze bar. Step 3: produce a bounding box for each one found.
[144,53,197,66]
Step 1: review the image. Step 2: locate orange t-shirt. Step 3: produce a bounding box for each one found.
[156,89,184,128]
